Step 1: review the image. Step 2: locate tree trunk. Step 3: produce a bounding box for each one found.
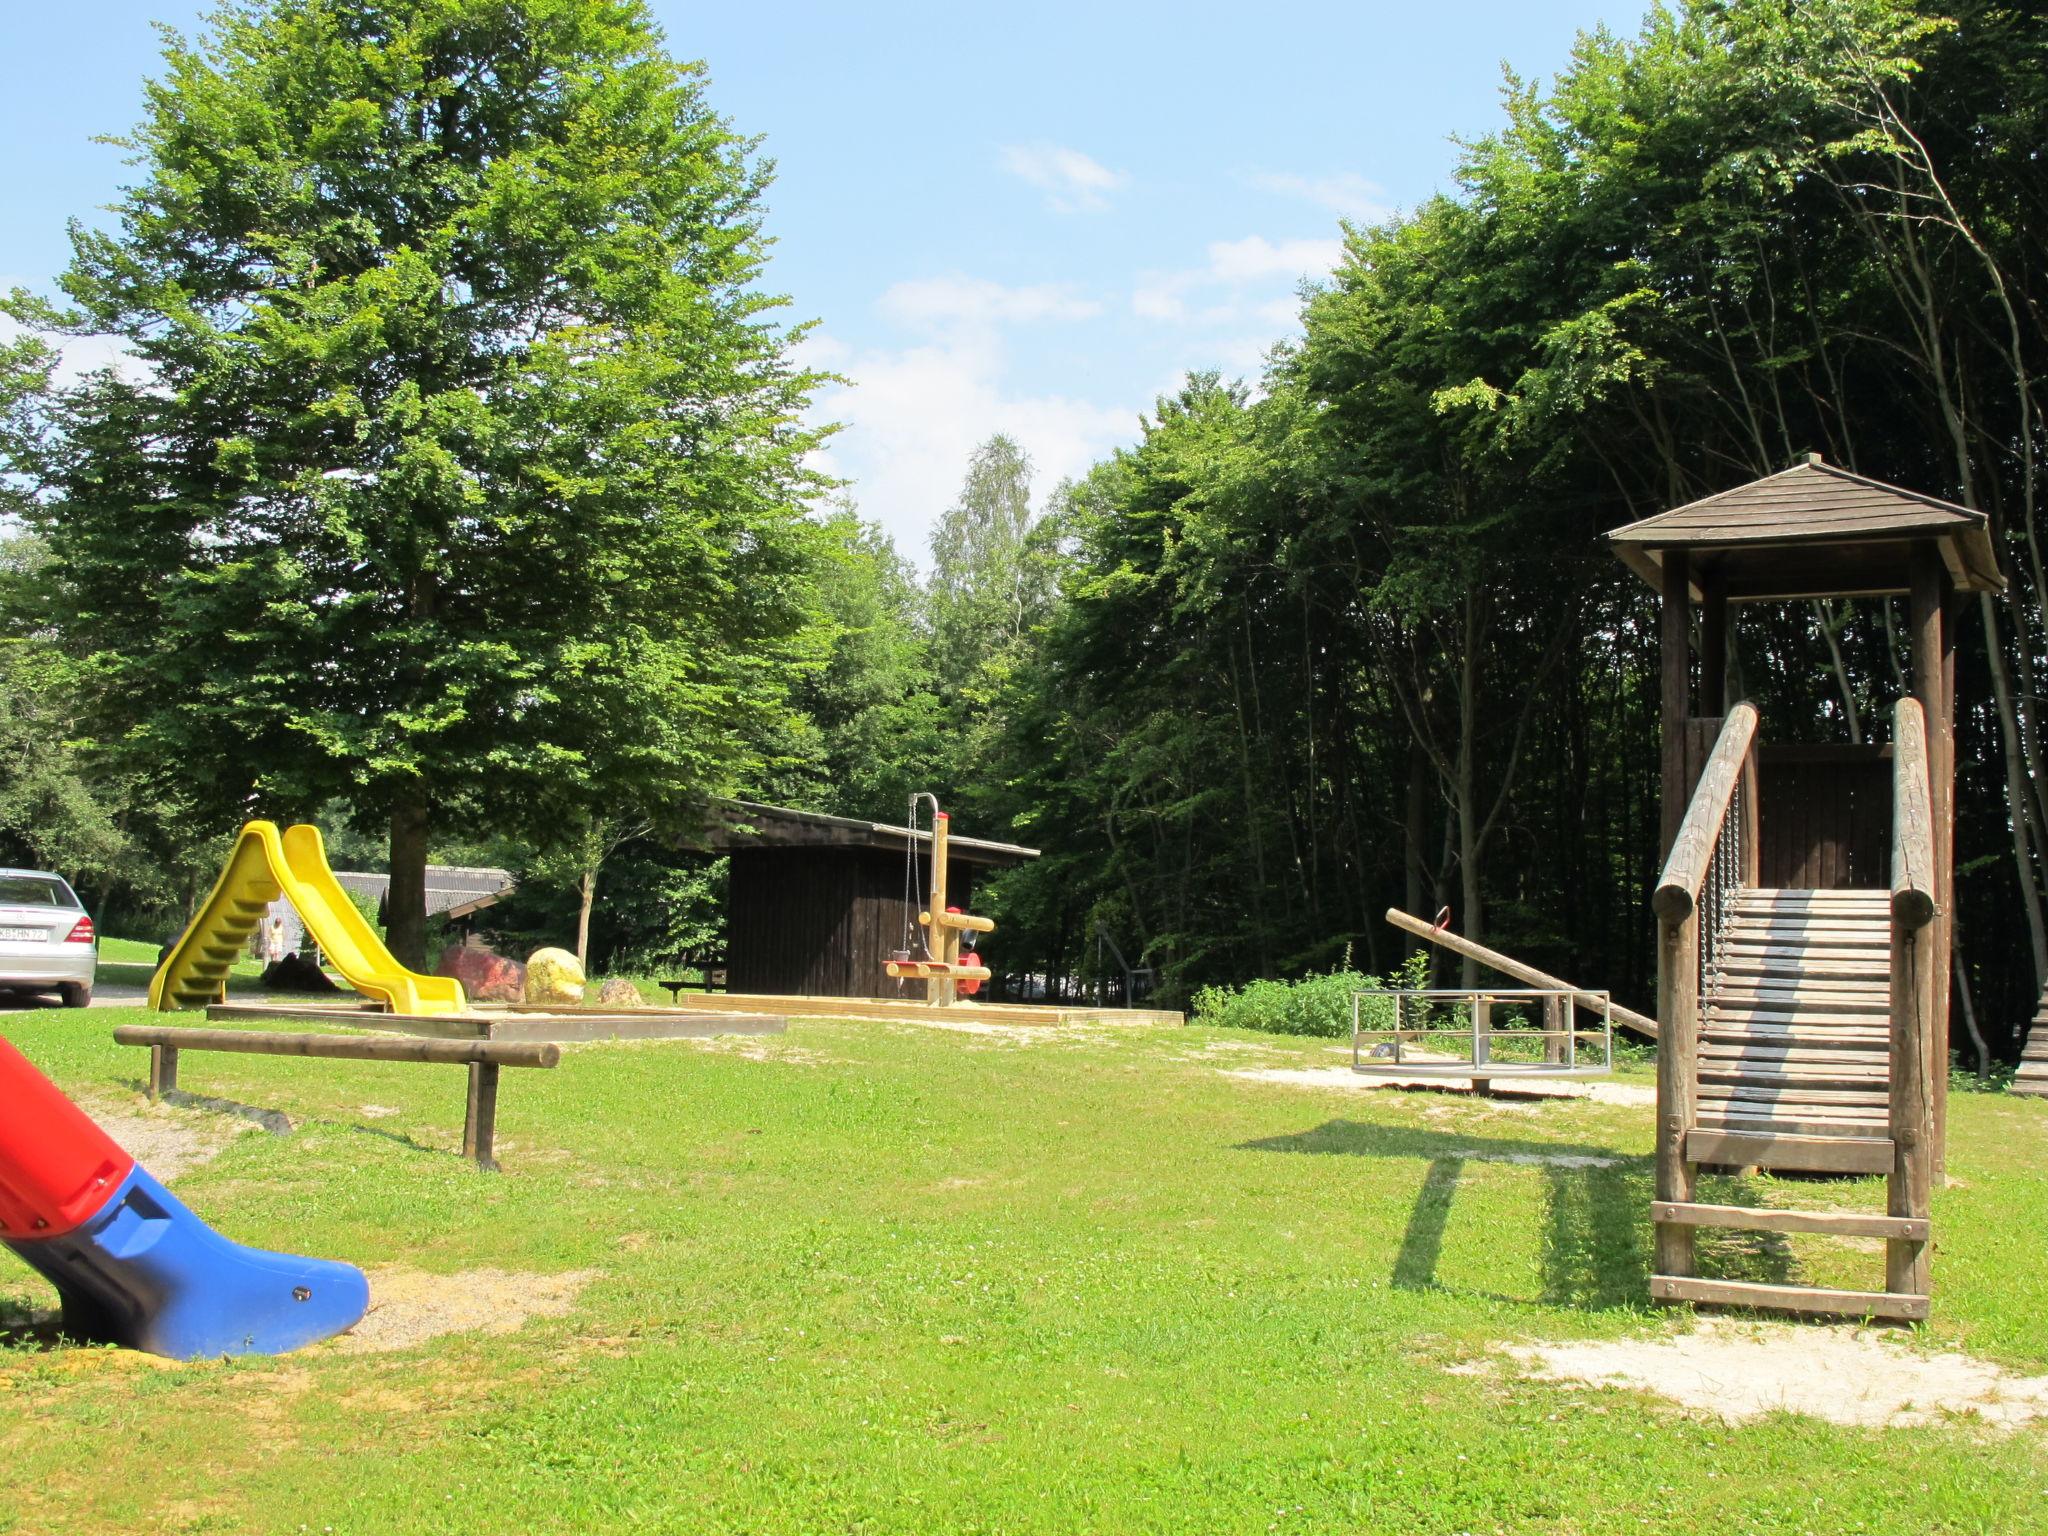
[1404,738,1428,960]
[386,792,431,971]
[576,869,597,965]
[1456,591,1483,988]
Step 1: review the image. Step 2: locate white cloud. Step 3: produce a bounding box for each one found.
[877,275,1101,332]
[1132,236,1343,328]
[0,307,148,389]
[1000,141,1127,213]
[803,318,1130,563]
[1253,171,1395,224]
[1205,235,1346,283]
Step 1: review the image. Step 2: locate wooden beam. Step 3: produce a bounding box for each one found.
[112,1026,559,1069]
[1699,564,1728,714]
[1651,1200,1929,1241]
[1684,1128,1893,1175]
[1383,907,1657,1040]
[1651,1274,1930,1321]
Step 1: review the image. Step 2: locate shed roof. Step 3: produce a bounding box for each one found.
[1606,457,2005,600]
[688,800,1039,867]
[333,865,516,919]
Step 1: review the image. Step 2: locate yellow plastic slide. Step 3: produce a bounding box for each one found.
[149,821,467,1015]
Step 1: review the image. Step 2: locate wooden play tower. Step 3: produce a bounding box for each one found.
[1609,455,2003,1319]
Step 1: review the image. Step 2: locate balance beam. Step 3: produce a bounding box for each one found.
[113,1026,560,1171]
[1384,908,1659,1042]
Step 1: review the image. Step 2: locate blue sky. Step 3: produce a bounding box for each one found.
[0,1,1635,558]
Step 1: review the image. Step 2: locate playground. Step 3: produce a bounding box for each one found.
[2,1001,2045,1533]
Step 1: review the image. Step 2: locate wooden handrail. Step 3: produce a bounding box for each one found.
[1890,697,1937,931]
[1653,702,1760,924]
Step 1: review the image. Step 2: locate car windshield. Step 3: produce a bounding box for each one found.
[0,875,79,908]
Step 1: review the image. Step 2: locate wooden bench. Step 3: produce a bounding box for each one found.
[112,1025,559,1172]
[658,949,729,1002]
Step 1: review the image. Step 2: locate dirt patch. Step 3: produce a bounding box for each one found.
[1221,1065,1656,1107]
[82,1098,272,1182]
[331,1264,599,1354]
[684,1037,838,1065]
[1447,1146,1621,1169]
[1480,1319,2048,1430]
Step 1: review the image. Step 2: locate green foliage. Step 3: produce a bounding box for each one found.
[340,880,385,943]
[6,0,832,942]
[1192,952,1431,1038]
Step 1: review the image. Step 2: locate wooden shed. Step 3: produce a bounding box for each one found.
[1610,454,2004,1320]
[686,801,1039,998]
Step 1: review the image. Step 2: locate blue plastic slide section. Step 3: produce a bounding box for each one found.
[5,1163,369,1359]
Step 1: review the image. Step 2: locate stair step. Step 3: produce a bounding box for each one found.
[1705,1012,1890,1033]
[1700,1082,1890,1105]
[1703,1048,1892,1073]
[1726,930,1888,949]
[1719,961,1888,982]
[1652,1275,1928,1321]
[1698,1052,1892,1077]
[1696,1110,1891,1139]
[1686,1128,1893,1171]
[1651,1201,1928,1241]
[1723,945,1895,964]
[1709,985,1889,1008]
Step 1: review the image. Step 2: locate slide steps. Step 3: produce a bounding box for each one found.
[1658,887,1925,1319]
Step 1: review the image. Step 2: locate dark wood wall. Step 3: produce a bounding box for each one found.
[1756,744,1892,889]
[726,848,979,997]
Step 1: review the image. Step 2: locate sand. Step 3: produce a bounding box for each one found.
[1480,1319,2048,1430]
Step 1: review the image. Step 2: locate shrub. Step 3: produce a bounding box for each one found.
[1192,952,1430,1038]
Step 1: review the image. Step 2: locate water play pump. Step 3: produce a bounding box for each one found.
[0,1038,367,1358]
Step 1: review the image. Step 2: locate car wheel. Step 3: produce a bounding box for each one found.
[59,982,92,1009]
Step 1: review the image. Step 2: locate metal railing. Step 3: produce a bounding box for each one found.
[1350,986,1614,1079]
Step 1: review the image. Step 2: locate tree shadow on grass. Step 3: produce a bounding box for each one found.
[1239,1119,1799,1310]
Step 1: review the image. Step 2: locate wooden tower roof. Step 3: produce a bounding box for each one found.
[1607,456,2005,601]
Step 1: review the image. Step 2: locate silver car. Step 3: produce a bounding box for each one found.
[0,869,97,1008]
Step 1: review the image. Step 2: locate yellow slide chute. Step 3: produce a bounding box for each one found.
[149,822,467,1016]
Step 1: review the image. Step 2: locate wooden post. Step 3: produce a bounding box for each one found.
[928,812,953,1008]
[463,1061,501,1172]
[1543,993,1565,1065]
[1655,909,1700,1282]
[1661,549,1693,860]
[1888,698,1937,1298]
[1471,994,1492,1097]
[1910,546,1951,1177]
[148,1045,179,1103]
[1699,565,1727,716]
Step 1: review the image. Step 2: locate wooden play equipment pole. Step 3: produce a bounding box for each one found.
[884,807,995,1006]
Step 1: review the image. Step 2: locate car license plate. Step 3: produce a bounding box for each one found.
[0,927,44,943]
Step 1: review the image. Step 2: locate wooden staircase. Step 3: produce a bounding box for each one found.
[1651,700,1937,1320]
[1698,888,1892,1140]
[2016,988,2048,1099]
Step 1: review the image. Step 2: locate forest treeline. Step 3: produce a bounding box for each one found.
[4,0,2047,1056]
[918,0,2048,1052]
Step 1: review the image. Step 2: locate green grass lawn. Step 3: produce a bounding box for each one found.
[2,1010,2045,1534]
